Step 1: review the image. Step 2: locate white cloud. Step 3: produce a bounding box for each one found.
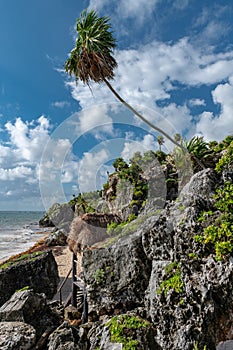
[116,0,157,24]
[196,80,233,140]
[0,166,33,181]
[0,115,80,210]
[121,134,157,162]
[5,116,50,162]
[189,99,206,107]
[51,101,71,108]
[67,35,233,142]
[69,39,232,103]
[78,149,110,192]
[89,0,158,25]
[79,104,113,135]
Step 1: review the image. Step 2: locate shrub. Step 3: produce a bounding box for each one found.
[157,262,183,295]
[194,182,233,260]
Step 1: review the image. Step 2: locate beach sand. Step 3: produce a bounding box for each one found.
[52,245,82,278]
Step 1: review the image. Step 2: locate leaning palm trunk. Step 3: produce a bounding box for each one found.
[65,9,204,169]
[103,78,187,151]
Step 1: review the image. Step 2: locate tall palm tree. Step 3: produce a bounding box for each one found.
[65,9,194,152]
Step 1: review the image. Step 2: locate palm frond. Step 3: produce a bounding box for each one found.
[65,9,117,85]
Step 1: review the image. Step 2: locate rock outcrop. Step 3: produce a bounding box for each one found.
[78,168,233,349]
[67,212,121,254]
[39,202,74,232]
[1,144,232,349]
[0,289,60,338]
[82,230,152,319]
[0,321,36,350]
[0,250,59,306]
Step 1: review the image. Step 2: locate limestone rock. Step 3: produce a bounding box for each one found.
[0,289,60,337]
[88,313,159,350]
[217,340,233,350]
[39,202,74,231]
[82,231,151,318]
[0,250,59,306]
[45,228,68,246]
[47,322,81,350]
[0,321,36,350]
[67,213,121,253]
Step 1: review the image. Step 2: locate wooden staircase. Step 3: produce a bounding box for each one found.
[56,253,88,323]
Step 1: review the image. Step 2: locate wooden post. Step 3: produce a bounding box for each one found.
[81,283,88,323]
[72,253,77,307]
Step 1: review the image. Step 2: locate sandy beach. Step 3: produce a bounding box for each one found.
[52,245,82,278]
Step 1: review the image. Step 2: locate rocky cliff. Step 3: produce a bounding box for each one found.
[1,137,232,349]
[82,168,233,349]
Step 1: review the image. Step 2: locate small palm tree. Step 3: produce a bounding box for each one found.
[65,9,186,150]
[157,135,165,151]
[185,136,211,160]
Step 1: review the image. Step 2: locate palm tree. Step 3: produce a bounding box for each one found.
[65,9,189,151]
[157,135,165,151]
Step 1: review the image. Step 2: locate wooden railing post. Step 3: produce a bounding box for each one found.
[81,283,88,323]
[72,252,77,307]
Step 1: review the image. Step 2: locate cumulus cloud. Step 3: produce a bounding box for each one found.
[78,104,113,136]
[196,80,233,140]
[0,166,33,181]
[0,116,80,210]
[77,149,110,192]
[89,0,158,25]
[51,101,71,108]
[5,116,50,162]
[121,134,157,162]
[67,34,233,142]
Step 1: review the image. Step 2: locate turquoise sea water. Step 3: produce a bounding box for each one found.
[0,211,47,261]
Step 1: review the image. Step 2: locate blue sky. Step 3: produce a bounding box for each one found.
[0,0,233,211]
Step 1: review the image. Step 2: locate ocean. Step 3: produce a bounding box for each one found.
[0,211,48,261]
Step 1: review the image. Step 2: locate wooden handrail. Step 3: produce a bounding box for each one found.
[57,266,72,305]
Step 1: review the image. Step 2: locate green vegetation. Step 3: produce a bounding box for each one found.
[157,135,165,151]
[106,314,151,350]
[104,154,149,209]
[215,139,233,173]
[185,136,211,160]
[107,221,129,236]
[193,341,207,350]
[16,286,30,292]
[68,192,99,213]
[193,137,233,261]
[93,269,105,284]
[0,251,44,270]
[157,262,183,295]
[195,181,233,260]
[106,210,161,240]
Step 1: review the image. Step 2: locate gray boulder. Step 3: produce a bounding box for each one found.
[45,228,68,246]
[39,202,74,232]
[0,250,59,306]
[0,289,60,338]
[47,322,81,350]
[0,321,36,350]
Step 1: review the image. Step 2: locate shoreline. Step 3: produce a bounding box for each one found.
[0,231,51,265]
[0,233,80,279]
